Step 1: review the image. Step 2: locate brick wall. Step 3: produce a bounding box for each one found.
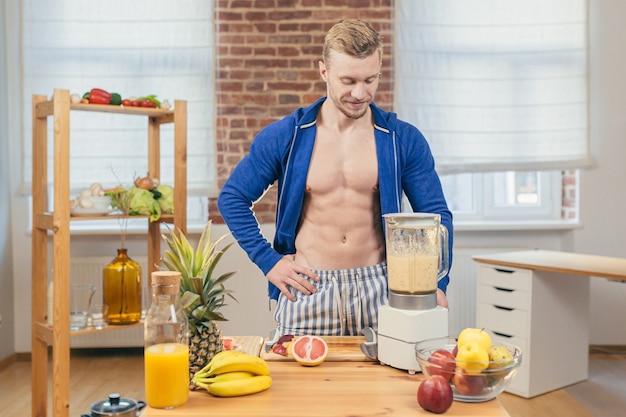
[209,0,395,223]
[561,170,577,220]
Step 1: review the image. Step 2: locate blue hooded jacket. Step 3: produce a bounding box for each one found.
[218,97,453,300]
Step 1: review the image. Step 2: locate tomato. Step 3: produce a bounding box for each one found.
[122,99,132,106]
[139,100,157,108]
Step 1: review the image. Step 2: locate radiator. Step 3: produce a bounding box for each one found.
[445,247,523,337]
[68,255,149,348]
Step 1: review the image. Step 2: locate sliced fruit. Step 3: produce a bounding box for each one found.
[223,336,236,350]
[272,334,295,356]
[291,335,328,366]
[272,343,287,356]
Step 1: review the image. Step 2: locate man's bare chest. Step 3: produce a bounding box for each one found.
[306,130,379,194]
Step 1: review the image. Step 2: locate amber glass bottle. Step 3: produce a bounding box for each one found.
[103,248,142,324]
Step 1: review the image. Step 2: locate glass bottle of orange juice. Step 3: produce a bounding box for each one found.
[144,271,189,409]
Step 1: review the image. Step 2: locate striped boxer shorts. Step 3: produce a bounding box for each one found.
[273,262,388,336]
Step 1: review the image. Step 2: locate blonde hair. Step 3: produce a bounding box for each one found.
[323,19,383,68]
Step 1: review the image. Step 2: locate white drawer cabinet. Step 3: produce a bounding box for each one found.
[476,264,590,398]
[478,284,530,310]
[477,303,529,337]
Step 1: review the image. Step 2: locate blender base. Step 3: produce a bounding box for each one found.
[377,304,448,374]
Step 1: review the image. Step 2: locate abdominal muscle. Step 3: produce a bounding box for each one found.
[294,124,385,270]
[295,188,385,270]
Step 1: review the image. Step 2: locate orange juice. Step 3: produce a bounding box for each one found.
[145,343,189,408]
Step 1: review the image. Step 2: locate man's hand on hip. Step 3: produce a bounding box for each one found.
[267,255,319,302]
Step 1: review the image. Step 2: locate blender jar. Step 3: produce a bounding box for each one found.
[384,213,449,309]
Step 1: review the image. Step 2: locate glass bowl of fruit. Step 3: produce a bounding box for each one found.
[414,333,522,403]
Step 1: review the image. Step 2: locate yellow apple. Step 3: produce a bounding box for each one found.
[458,328,492,350]
[455,340,489,373]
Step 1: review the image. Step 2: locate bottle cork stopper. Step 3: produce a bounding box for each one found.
[151,271,181,295]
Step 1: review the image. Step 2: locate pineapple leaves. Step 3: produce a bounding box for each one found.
[189,276,204,298]
[160,221,238,330]
[180,290,200,311]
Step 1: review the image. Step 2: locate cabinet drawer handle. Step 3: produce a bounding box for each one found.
[492,331,514,338]
[493,305,513,311]
[494,286,514,293]
[494,268,515,274]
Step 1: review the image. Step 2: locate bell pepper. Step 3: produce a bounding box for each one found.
[110,93,122,105]
[89,88,112,105]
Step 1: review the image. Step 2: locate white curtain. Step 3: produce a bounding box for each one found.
[20,0,215,195]
[396,0,590,174]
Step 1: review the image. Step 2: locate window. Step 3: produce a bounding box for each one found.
[441,170,562,221]
[396,0,588,223]
[20,0,216,203]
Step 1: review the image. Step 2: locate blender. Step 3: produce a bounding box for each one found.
[361,213,450,374]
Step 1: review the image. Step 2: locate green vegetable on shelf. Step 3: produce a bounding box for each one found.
[156,184,174,214]
[110,93,122,105]
[128,186,161,222]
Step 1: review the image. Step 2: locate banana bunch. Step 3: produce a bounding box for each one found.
[192,350,272,397]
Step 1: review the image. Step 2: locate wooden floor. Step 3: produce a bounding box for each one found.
[0,347,624,417]
[499,346,626,417]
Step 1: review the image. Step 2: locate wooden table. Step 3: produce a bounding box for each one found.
[472,249,626,281]
[141,337,511,417]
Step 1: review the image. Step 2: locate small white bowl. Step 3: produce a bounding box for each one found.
[87,195,112,210]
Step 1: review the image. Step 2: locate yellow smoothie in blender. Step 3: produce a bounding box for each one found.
[387,253,438,294]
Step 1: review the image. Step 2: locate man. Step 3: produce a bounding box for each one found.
[218,19,453,336]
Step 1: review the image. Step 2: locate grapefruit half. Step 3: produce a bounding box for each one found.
[291,335,329,366]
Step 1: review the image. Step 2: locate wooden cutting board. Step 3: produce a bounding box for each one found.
[260,335,375,362]
[226,335,264,356]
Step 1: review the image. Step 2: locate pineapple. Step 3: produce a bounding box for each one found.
[160,221,237,385]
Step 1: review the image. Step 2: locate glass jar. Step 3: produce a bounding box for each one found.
[144,271,189,409]
[102,248,142,325]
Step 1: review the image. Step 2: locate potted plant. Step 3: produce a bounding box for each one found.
[160,221,237,384]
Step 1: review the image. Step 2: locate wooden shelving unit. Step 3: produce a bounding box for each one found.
[31,89,188,417]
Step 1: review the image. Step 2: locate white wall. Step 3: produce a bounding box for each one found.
[0,0,16,361]
[574,0,626,345]
[6,0,626,354]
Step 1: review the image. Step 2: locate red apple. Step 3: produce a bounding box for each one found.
[417,375,454,414]
[426,349,456,380]
[452,367,486,396]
